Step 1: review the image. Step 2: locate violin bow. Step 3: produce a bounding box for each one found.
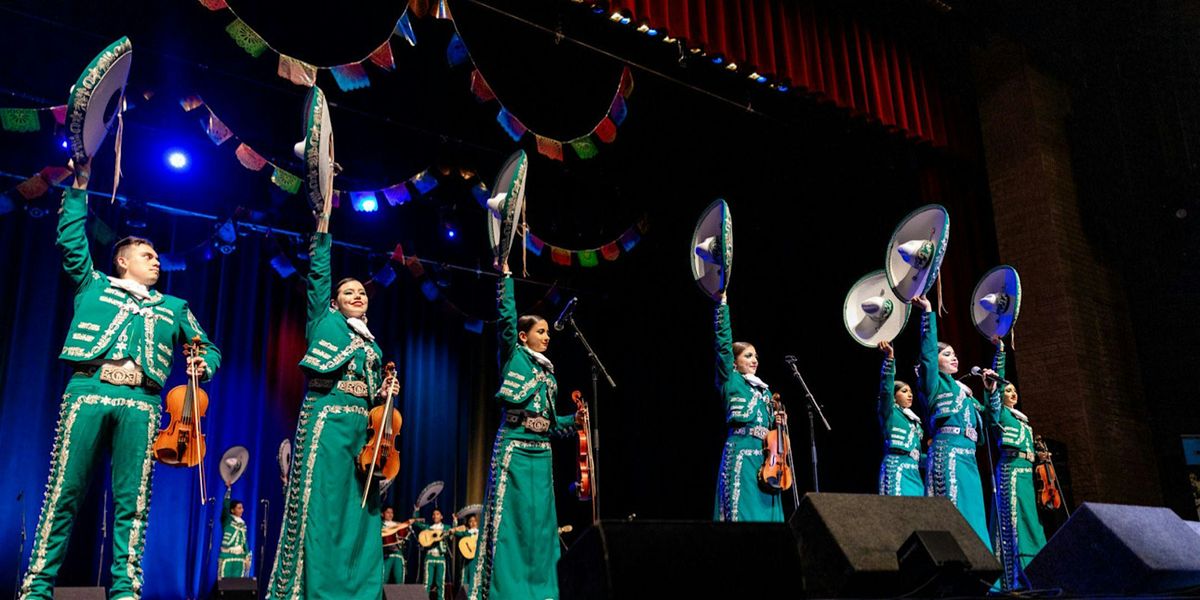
[189,336,208,505]
[361,362,397,508]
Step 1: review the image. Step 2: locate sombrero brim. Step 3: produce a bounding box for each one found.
[885,204,950,302]
[843,270,911,347]
[303,86,334,214]
[68,37,132,164]
[972,265,1022,339]
[487,150,528,262]
[690,198,733,300]
[416,480,445,508]
[455,504,483,521]
[220,445,250,486]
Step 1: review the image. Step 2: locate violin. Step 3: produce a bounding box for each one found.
[758,394,794,492]
[358,362,402,507]
[569,391,596,504]
[1033,435,1064,511]
[153,336,210,504]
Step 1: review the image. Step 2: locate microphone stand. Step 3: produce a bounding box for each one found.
[96,488,108,586]
[562,312,615,522]
[14,491,25,599]
[784,357,831,492]
[258,499,270,581]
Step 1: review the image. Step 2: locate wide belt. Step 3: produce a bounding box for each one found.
[504,409,551,433]
[888,447,921,461]
[1004,449,1035,462]
[731,425,769,440]
[75,364,160,393]
[309,378,369,398]
[936,425,978,442]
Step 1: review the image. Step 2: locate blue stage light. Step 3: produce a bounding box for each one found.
[361,197,378,212]
[60,139,69,150]
[711,55,724,65]
[165,150,189,171]
[447,228,457,239]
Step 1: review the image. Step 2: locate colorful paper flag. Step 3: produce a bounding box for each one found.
[535,135,563,161]
[619,228,640,252]
[390,243,406,263]
[226,19,269,58]
[619,66,635,98]
[550,246,572,266]
[15,173,49,199]
[569,136,599,160]
[331,63,371,92]
[368,42,396,71]
[463,319,484,334]
[179,96,205,112]
[382,183,412,206]
[199,0,228,10]
[50,105,67,125]
[0,109,39,132]
[271,167,301,194]
[410,170,438,195]
[526,233,545,256]
[496,108,527,142]
[594,117,617,143]
[235,143,268,171]
[331,190,341,209]
[203,112,233,145]
[40,166,72,185]
[372,264,397,287]
[420,280,440,301]
[394,12,417,46]
[435,0,451,19]
[578,250,599,267]
[470,70,495,102]
[600,241,620,261]
[446,33,469,67]
[404,256,425,278]
[277,55,317,87]
[609,94,628,126]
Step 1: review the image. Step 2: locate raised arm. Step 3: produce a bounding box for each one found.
[877,342,896,424]
[496,271,519,366]
[914,295,938,413]
[991,337,1006,380]
[56,164,97,288]
[714,295,734,386]
[305,232,332,335]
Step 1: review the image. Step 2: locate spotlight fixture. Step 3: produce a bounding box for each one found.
[165,149,190,171]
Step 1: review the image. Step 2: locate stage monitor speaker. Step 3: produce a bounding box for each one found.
[53,588,105,600]
[558,520,802,599]
[214,577,257,599]
[384,584,430,600]
[1025,502,1200,594]
[791,493,1000,597]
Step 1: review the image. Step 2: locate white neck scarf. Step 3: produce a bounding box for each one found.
[233,515,245,525]
[742,372,769,390]
[1008,406,1030,423]
[522,345,555,373]
[346,317,375,341]
[108,276,152,301]
[901,407,921,423]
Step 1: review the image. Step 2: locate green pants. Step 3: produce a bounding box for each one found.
[219,555,250,578]
[383,553,405,584]
[423,556,446,596]
[20,376,162,600]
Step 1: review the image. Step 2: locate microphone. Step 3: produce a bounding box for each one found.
[783,355,798,365]
[969,366,1010,385]
[553,297,579,332]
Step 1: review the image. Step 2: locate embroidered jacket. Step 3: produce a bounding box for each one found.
[987,349,1034,454]
[298,232,382,397]
[878,358,923,453]
[917,311,983,436]
[714,303,773,429]
[56,187,221,387]
[494,275,575,438]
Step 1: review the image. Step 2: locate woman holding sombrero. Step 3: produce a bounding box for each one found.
[843,270,922,497]
[266,87,399,599]
[886,205,990,549]
[691,200,785,523]
[974,267,1047,589]
[470,150,584,600]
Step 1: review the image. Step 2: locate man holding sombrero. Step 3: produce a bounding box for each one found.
[20,37,223,600]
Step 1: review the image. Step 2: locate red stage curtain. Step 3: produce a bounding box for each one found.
[611,0,959,148]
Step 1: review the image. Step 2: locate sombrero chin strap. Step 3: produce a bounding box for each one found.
[936,272,948,316]
[109,94,125,204]
[520,199,529,278]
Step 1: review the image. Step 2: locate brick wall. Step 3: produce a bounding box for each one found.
[971,38,1162,505]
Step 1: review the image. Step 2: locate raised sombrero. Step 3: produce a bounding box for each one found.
[690,199,733,300]
[972,265,1022,339]
[300,86,334,214]
[843,270,911,347]
[486,150,528,264]
[885,204,950,303]
[67,36,132,165]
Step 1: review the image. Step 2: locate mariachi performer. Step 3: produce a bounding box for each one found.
[453,506,482,596]
[412,505,461,599]
[20,37,224,600]
[470,151,583,600]
[886,205,990,549]
[843,270,920,496]
[974,267,1046,588]
[691,200,784,523]
[380,506,413,584]
[267,87,398,599]
[218,447,251,578]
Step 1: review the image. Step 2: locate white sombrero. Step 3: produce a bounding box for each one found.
[67,36,132,165]
[486,150,528,264]
[454,504,483,521]
[690,199,733,300]
[297,86,334,214]
[219,445,250,487]
[972,265,1022,339]
[416,480,445,509]
[885,204,950,303]
[843,270,911,347]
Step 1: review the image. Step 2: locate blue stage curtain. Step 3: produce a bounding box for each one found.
[0,202,472,598]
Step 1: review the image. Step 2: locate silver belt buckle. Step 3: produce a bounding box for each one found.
[523,416,550,433]
[336,380,369,398]
[964,426,978,442]
[909,448,920,461]
[100,364,143,387]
